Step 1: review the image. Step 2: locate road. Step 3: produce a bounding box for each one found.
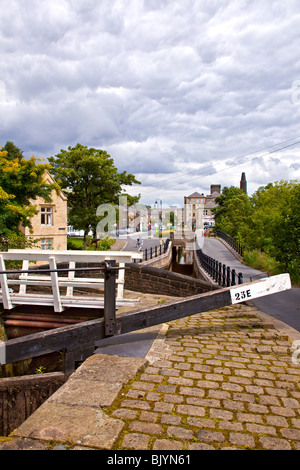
[202,237,300,334]
[117,231,166,252]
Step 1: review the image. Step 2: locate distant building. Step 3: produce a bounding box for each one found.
[162,206,184,230]
[21,171,68,250]
[183,191,205,229]
[183,186,220,229]
[210,184,221,195]
[203,185,221,227]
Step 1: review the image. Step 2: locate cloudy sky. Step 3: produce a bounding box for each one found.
[1,0,300,207]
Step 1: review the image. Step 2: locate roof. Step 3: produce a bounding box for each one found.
[43,171,67,201]
[205,200,218,209]
[206,191,220,198]
[186,192,205,198]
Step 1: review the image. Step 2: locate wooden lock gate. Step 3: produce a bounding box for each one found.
[0,251,292,375]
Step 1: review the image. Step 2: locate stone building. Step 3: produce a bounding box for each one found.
[203,185,221,227]
[20,171,68,251]
[184,192,206,229]
[184,185,220,229]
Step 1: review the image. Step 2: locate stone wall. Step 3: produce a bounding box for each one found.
[124,239,217,297]
[0,372,65,437]
[125,263,217,297]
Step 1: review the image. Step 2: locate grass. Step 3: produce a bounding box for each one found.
[242,249,281,276]
[242,249,300,285]
[67,236,115,251]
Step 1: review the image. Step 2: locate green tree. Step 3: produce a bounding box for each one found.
[250,181,298,256]
[263,181,300,277]
[213,186,254,246]
[213,180,300,282]
[49,144,141,245]
[2,141,23,162]
[0,142,57,250]
[213,186,245,226]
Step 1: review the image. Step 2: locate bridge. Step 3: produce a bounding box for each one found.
[199,234,300,334]
[0,249,142,313]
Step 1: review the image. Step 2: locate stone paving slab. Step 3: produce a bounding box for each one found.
[1,303,300,450]
[2,354,146,450]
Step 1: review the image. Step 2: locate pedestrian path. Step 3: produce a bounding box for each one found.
[202,237,300,334]
[2,302,300,450]
[202,237,264,282]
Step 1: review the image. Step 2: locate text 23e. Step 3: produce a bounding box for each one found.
[235,289,251,301]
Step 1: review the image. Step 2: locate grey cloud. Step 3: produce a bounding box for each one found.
[0,0,300,206]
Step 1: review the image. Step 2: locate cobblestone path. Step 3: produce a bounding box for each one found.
[108,304,300,450]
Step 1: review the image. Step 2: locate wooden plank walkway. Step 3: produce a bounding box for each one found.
[0,250,142,313]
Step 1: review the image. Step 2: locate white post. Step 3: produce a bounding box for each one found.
[0,340,5,365]
[19,260,29,294]
[66,261,75,297]
[117,262,125,299]
[0,255,13,310]
[49,256,63,313]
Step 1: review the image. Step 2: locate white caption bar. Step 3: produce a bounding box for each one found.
[0,340,6,365]
[230,273,291,305]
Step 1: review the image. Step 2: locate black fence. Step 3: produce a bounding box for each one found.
[138,239,170,262]
[215,230,244,257]
[196,249,243,287]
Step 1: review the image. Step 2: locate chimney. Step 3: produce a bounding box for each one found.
[240,173,247,194]
[210,184,221,195]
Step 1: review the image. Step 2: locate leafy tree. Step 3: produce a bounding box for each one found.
[270,181,300,278]
[213,186,254,246]
[213,186,245,226]
[249,181,298,257]
[49,144,141,245]
[2,141,23,162]
[0,142,57,250]
[213,180,300,282]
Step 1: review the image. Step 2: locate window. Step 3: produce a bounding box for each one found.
[41,238,53,250]
[41,207,53,226]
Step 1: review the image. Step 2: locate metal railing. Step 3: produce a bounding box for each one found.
[196,249,243,287]
[215,230,244,257]
[138,239,170,262]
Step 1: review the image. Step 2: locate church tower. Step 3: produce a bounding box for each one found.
[240,172,247,194]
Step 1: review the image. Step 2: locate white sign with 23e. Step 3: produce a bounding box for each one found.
[230,274,291,305]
